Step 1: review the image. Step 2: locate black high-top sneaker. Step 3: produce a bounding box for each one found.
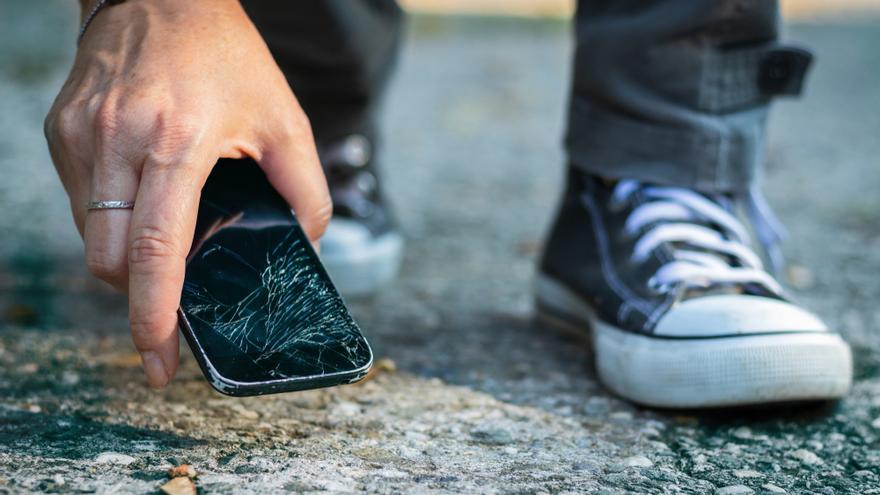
[536,169,852,408]
[318,135,403,297]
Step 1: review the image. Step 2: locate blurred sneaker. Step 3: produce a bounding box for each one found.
[536,170,852,408]
[318,135,403,297]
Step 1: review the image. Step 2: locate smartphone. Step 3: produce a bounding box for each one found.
[177,158,373,396]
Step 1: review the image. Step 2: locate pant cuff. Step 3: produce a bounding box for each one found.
[566,100,769,194]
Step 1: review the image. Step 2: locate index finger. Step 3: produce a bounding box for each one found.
[127,153,209,388]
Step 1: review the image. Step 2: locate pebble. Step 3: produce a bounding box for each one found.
[715,485,754,495]
[732,469,762,479]
[397,446,421,460]
[237,409,259,420]
[404,431,430,443]
[786,264,814,289]
[160,476,196,495]
[871,417,880,429]
[761,484,787,494]
[854,470,874,478]
[61,371,80,385]
[331,402,362,417]
[609,411,633,422]
[805,440,824,451]
[470,427,514,445]
[640,427,662,438]
[375,358,397,372]
[787,449,823,465]
[583,397,610,416]
[827,433,846,443]
[168,464,197,479]
[732,427,753,440]
[608,455,653,472]
[94,453,136,465]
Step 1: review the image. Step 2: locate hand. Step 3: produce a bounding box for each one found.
[44,0,331,388]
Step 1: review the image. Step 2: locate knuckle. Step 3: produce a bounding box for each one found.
[52,105,83,148]
[93,99,123,137]
[145,120,203,169]
[306,199,333,239]
[128,227,182,266]
[128,319,159,351]
[286,111,313,139]
[85,248,126,281]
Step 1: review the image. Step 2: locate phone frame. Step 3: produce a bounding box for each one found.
[178,306,373,397]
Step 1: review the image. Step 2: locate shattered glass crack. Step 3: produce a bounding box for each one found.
[181,226,370,383]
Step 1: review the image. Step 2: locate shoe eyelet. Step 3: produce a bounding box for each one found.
[356,171,377,194]
[343,134,371,167]
[646,277,670,295]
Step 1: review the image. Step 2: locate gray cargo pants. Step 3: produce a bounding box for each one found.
[242,0,812,194]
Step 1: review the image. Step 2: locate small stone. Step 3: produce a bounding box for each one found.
[871,417,880,429]
[94,452,137,465]
[608,455,653,472]
[284,480,317,492]
[854,470,874,478]
[805,440,824,451]
[375,358,397,372]
[584,397,610,416]
[640,427,662,438]
[61,371,80,385]
[715,485,754,495]
[470,427,514,445]
[397,446,421,460]
[644,419,667,431]
[37,475,65,491]
[761,484,786,494]
[17,363,38,374]
[732,469,762,479]
[168,464,197,479]
[237,409,259,420]
[732,427,753,440]
[827,433,846,443]
[786,264,814,289]
[332,401,362,417]
[404,431,429,443]
[787,449,823,465]
[609,411,633,422]
[160,476,196,495]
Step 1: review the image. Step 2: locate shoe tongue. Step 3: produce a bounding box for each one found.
[681,284,744,301]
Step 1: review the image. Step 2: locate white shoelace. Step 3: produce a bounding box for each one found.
[607,180,785,297]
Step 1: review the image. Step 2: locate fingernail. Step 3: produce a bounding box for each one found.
[140,351,168,388]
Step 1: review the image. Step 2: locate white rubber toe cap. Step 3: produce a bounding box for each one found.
[654,294,828,338]
[320,218,375,255]
[319,218,403,298]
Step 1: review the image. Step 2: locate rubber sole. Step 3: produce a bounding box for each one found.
[534,274,853,408]
[321,232,404,298]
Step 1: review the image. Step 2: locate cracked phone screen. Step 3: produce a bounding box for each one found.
[179,159,371,386]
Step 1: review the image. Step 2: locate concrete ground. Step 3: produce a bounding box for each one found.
[1,3,880,494]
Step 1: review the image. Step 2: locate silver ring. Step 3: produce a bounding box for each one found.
[87,200,135,210]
